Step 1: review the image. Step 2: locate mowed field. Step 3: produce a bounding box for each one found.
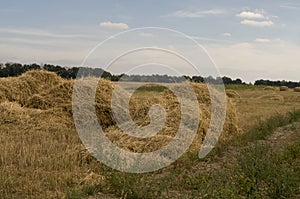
[229,86,300,131]
[0,71,300,198]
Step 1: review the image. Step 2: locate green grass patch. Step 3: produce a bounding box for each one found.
[135,85,168,92]
[225,84,264,90]
[184,137,300,198]
[238,109,300,143]
[211,109,300,157]
[93,109,300,198]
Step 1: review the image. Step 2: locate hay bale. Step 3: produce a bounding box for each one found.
[264,86,276,91]
[294,87,300,92]
[258,93,284,102]
[226,89,241,98]
[279,86,289,91]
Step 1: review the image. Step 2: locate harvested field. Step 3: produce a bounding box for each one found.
[1,70,300,198]
[0,70,238,197]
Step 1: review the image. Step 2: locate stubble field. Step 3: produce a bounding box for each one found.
[0,70,299,198]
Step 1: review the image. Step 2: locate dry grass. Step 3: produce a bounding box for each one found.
[226,89,241,99]
[1,70,299,198]
[294,87,300,92]
[258,92,284,102]
[0,70,239,197]
[264,86,276,91]
[0,101,102,198]
[279,86,289,91]
[230,88,300,131]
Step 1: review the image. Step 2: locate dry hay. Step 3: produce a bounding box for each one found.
[0,101,98,197]
[226,89,241,99]
[103,83,238,154]
[25,81,74,112]
[1,70,239,157]
[264,86,276,91]
[0,101,73,130]
[79,172,107,186]
[258,92,284,102]
[0,70,239,196]
[0,70,63,105]
[294,87,300,92]
[279,86,289,91]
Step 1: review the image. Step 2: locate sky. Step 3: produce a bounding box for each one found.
[0,0,300,82]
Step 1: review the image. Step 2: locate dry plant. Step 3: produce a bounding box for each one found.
[226,89,241,99]
[264,86,276,91]
[258,93,284,102]
[294,87,300,92]
[0,70,238,197]
[279,86,289,91]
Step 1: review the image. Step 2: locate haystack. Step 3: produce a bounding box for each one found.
[0,101,72,131]
[100,82,238,154]
[279,86,289,91]
[0,70,63,106]
[264,86,276,91]
[294,87,300,92]
[258,93,284,102]
[25,81,74,112]
[226,89,241,99]
[1,70,239,157]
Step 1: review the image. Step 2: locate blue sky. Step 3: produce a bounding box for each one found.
[0,0,300,82]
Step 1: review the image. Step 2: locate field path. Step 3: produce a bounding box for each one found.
[192,120,300,174]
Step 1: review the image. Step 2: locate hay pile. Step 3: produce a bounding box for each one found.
[0,70,63,105]
[0,70,239,155]
[264,86,276,91]
[25,81,74,112]
[294,87,300,92]
[279,86,289,91]
[258,92,284,102]
[0,101,72,132]
[226,89,241,99]
[102,83,238,153]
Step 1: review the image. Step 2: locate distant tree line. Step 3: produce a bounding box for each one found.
[1,62,299,87]
[254,79,300,88]
[0,62,121,80]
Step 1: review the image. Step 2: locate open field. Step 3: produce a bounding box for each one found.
[230,86,300,131]
[0,71,300,198]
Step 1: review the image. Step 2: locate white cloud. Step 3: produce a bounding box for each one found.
[138,32,155,37]
[236,11,265,19]
[255,38,271,43]
[240,19,274,27]
[280,3,300,10]
[0,28,90,39]
[204,41,300,82]
[187,35,234,43]
[166,9,226,18]
[221,32,231,37]
[99,21,129,30]
[254,38,282,43]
